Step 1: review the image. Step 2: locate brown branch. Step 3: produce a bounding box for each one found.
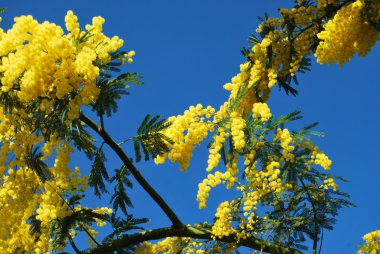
[83,225,304,254]
[80,113,183,228]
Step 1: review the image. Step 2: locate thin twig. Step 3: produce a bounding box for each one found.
[83,227,101,247]
[318,227,324,254]
[68,235,81,254]
[80,113,183,228]
[299,177,318,254]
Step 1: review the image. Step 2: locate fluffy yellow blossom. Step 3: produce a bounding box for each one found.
[230,112,246,151]
[252,102,272,122]
[155,104,215,171]
[312,151,332,170]
[197,171,225,209]
[316,0,340,9]
[319,178,338,191]
[274,128,295,163]
[315,0,379,66]
[135,237,189,254]
[0,11,122,252]
[359,230,380,254]
[206,127,229,172]
[212,201,237,238]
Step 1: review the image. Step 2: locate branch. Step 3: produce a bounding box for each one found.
[83,225,304,254]
[68,235,81,254]
[299,177,319,254]
[80,113,183,228]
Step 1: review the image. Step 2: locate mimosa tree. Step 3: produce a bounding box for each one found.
[0,0,378,253]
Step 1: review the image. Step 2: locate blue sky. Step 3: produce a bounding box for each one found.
[2,1,380,253]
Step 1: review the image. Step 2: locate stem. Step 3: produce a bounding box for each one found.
[83,227,101,247]
[80,113,183,228]
[83,225,304,254]
[299,177,319,254]
[68,235,81,254]
[318,227,324,254]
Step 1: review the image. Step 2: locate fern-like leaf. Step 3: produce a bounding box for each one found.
[110,166,133,215]
[88,144,110,198]
[133,114,173,162]
[25,146,53,183]
[103,214,149,244]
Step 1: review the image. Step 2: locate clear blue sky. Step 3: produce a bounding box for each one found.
[2,1,379,253]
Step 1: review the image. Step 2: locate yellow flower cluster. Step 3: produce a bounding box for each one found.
[0,149,91,253]
[252,102,272,122]
[211,201,237,238]
[135,237,189,254]
[250,37,277,90]
[242,191,260,217]
[316,0,340,9]
[0,10,123,252]
[197,171,232,209]
[135,235,237,254]
[359,230,380,254]
[0,11,125,119]
[249,161,284,195]
[243,149,257,168]
[274,128,295,163]
[155,104,215,171]
[312,151,332,170]
[315,0,379,66]
[124,50,136,64]
[230,112,246,151]
[319,178,338,191]
[224,61,270,116]
[94,207,113,227]
[206,127,229,172]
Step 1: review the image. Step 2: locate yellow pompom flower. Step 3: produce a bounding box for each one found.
[315,0,379,66]
[359,230,380,254]
[252,102,272,122]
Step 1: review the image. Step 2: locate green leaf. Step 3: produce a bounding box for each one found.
[88,144,110,198]
[103,214,149,244]
[92,72,143,117]
[25,146,53,183]
[132,114,173,162]
[67,194,85,207]
[49,208,108,252]
[110,166,134,215]
[248,34,261,46]
[28,214,42,236]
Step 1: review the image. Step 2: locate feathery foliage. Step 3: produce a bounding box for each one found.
[132,114,173,162]
[103,214,149,246]
[88,144,110,198]
[92,50,143,118]
[25,146,53,183]
[110,165,134,215]
[49,208,108,252]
